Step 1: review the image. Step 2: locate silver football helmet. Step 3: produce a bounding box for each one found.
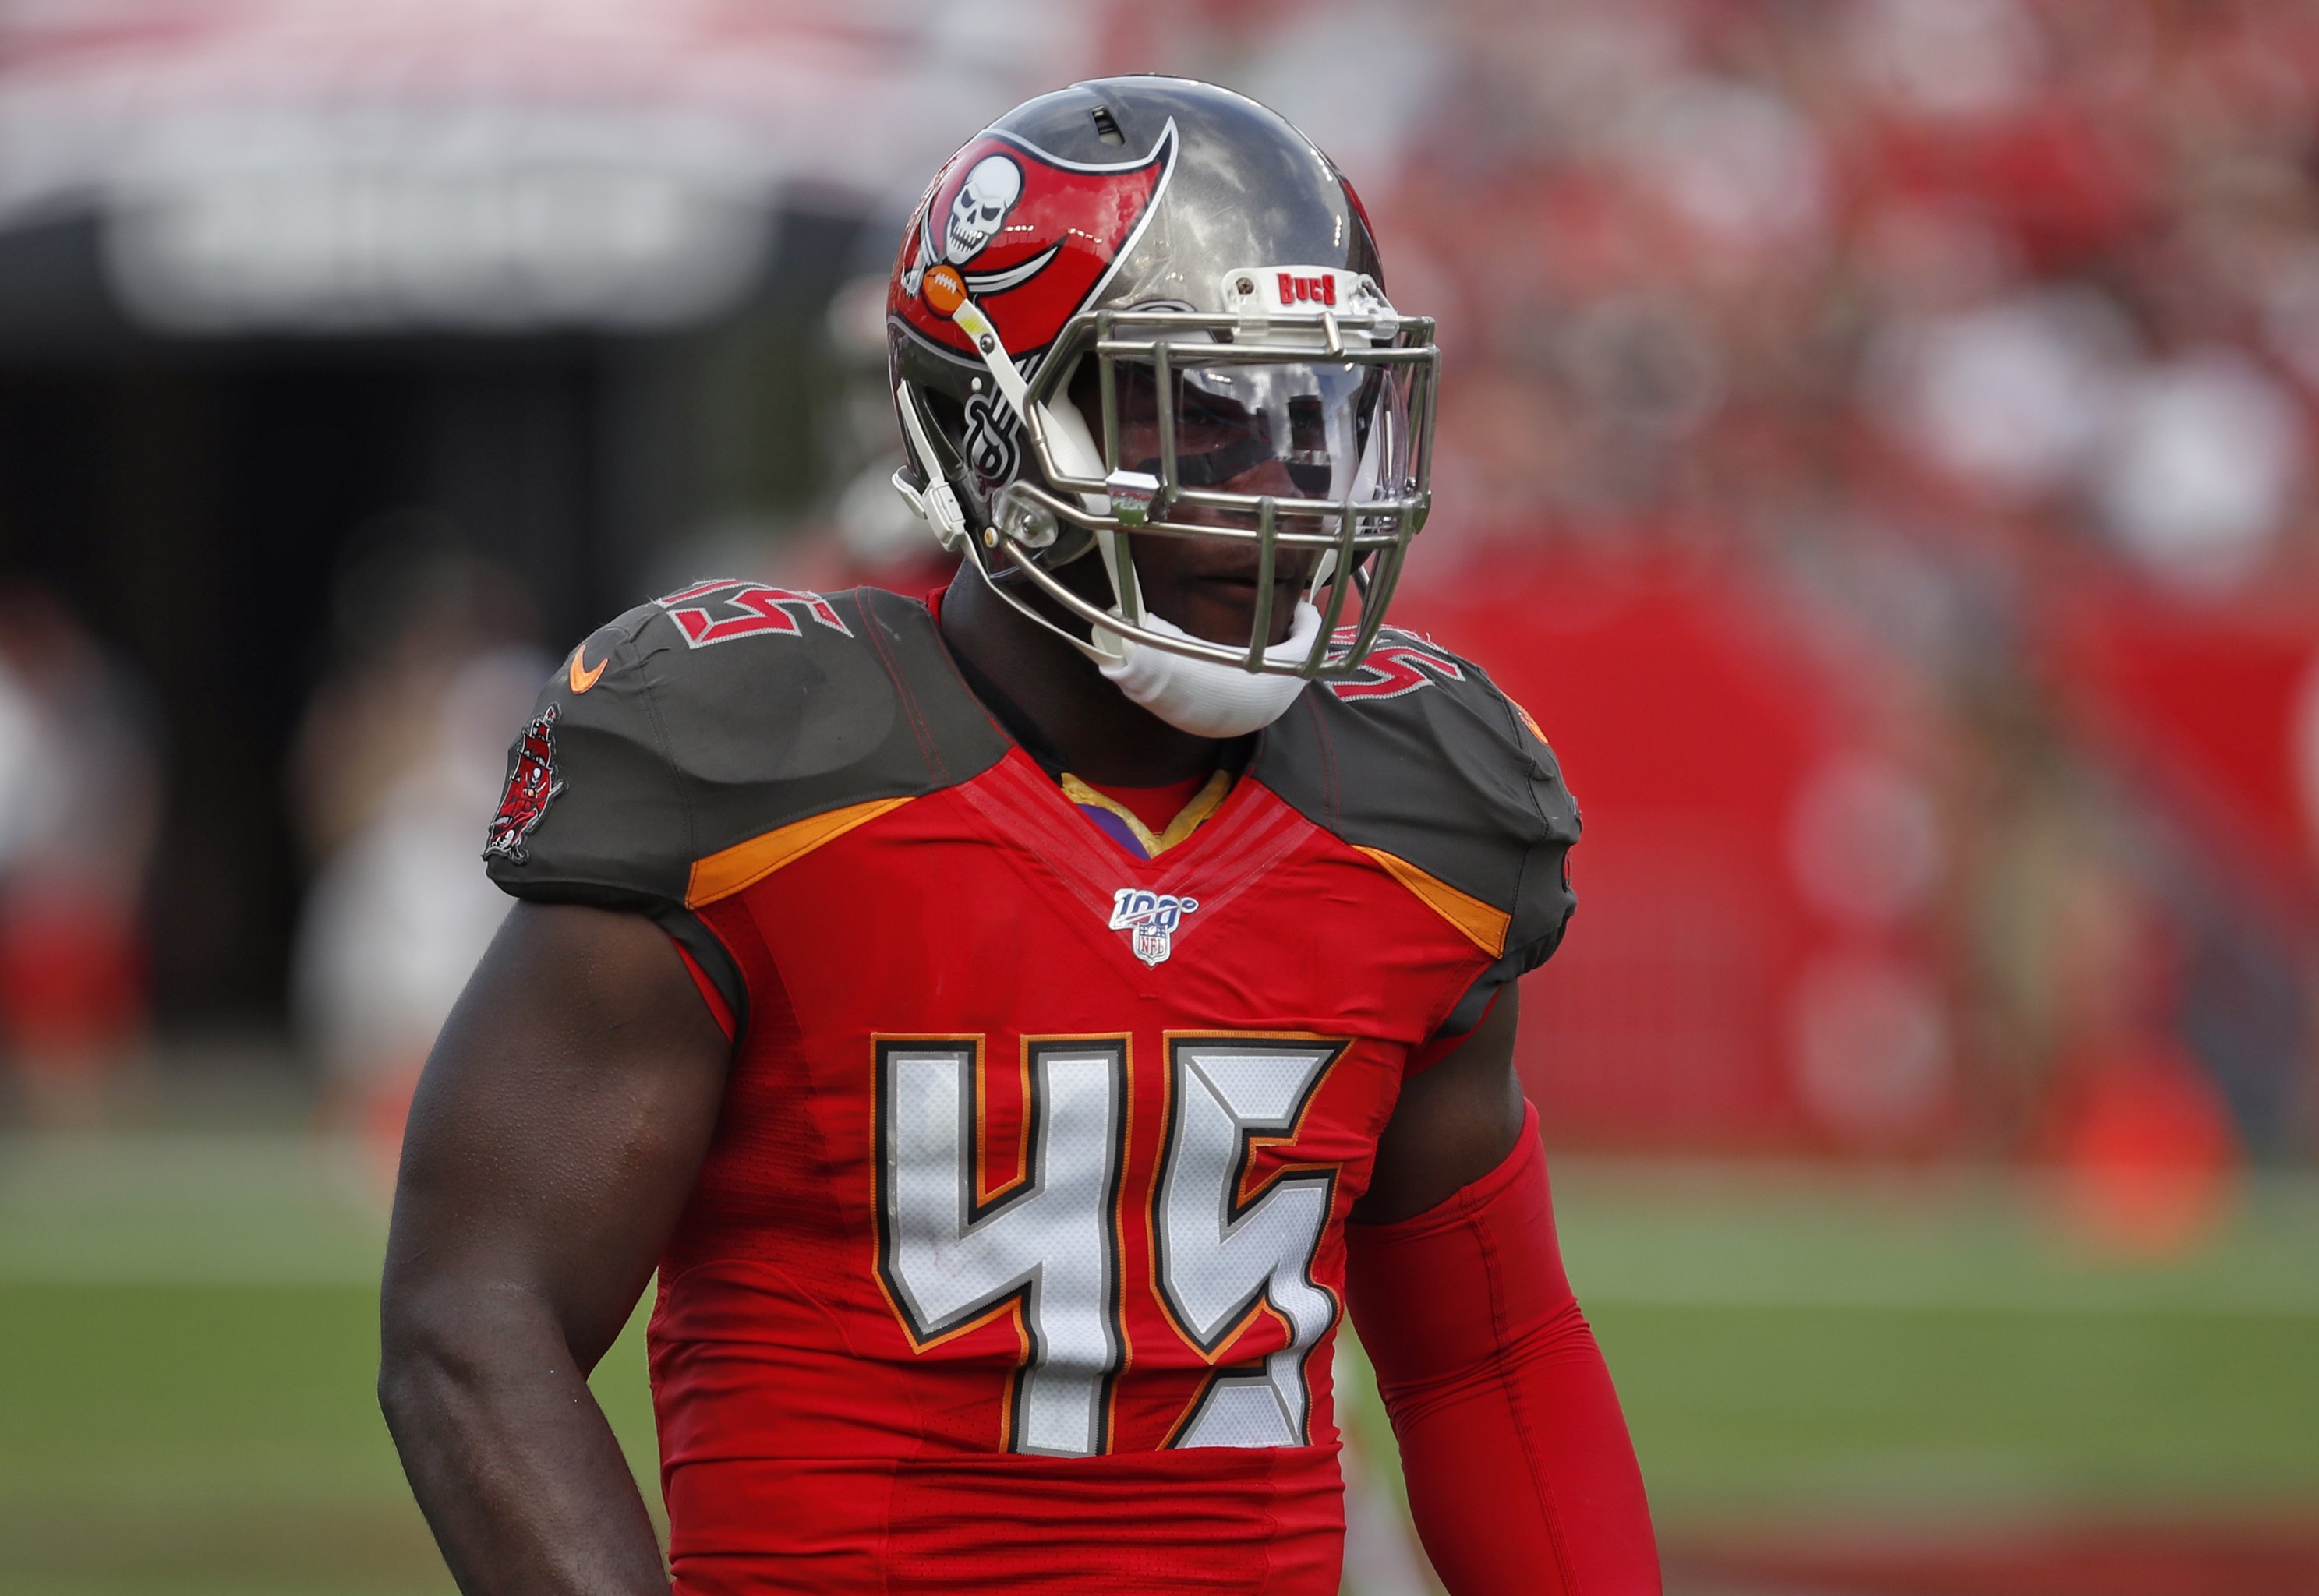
[886,76,1439,683]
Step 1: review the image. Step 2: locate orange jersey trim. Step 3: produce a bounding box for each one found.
[687,796,912,907]
[1352,846,1510,958]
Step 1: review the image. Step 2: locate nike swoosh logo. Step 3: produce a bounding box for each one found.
[568,646,607,694]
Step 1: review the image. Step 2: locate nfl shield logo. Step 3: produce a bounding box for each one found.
[1108,888,1200,967]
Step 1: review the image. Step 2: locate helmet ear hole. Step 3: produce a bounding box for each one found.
[921,383,966,439]
[913,385,991,522]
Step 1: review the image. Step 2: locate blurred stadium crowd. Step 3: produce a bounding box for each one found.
[1378,0,2319,1199]
[1,0,2316,1212]
[1357,0,2319,1207]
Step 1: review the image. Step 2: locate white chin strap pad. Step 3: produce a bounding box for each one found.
[1094,602,1322,738]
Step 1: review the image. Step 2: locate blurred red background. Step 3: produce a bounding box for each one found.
[0,0,2312,1180]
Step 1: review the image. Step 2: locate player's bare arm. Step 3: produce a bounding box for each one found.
[1349,983,1662,1593]
[1356,985,1525,1225]
[380,902,727,1594]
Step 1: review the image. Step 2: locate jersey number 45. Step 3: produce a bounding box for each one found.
[874,1033,1347,1458]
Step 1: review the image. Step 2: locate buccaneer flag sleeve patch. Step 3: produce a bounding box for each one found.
[483,705,566,864]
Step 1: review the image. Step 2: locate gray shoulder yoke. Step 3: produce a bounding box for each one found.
[483,583,1009,1008]
[1253,627,1580,997]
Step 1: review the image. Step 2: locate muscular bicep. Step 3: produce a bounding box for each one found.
[1355,985,1525,1225]
[383,901,732,1368]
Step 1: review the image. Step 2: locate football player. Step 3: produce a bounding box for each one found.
[380,77,1660,1594]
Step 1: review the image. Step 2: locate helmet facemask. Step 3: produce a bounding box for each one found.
[896,275,1438,685]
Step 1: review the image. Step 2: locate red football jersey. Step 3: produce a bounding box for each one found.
[485,583,1578,1594]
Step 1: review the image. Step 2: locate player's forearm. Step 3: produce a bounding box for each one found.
[1375,1303,1658,1594]
[1346,1106,1660,1593]
[380,1284,668,1595]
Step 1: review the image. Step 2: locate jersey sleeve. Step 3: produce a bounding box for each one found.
[485,611,690,907]
[1423,674,1582,1039]
[1254,632,1582,1045]
[482,603,738,1017]
[479,584,1015,1032]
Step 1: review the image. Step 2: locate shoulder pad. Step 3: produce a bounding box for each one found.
[1254,627,1579,986]
[484,582,1007,915]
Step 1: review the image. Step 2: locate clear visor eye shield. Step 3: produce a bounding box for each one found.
[893,267,1440,680]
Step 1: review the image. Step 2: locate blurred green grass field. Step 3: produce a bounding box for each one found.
[2,1132,2314,1595]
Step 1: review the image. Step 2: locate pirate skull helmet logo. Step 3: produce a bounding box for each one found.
[945,154,1023,264]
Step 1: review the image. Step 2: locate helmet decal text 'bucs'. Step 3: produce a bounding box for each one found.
[893,122,1177,366]
[484,705,564,863]
[656,579,852,648]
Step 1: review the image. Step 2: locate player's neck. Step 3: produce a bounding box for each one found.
[937,563,1225,787]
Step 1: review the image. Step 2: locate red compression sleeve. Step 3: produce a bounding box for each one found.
[1345,1103,1660,1595]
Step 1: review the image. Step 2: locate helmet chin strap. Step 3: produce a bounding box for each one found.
[1091,597,1320,739]
[966,510,1316,740]
[1067,480,1313,739]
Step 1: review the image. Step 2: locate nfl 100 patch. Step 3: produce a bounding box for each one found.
[1108,886,1199,967]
